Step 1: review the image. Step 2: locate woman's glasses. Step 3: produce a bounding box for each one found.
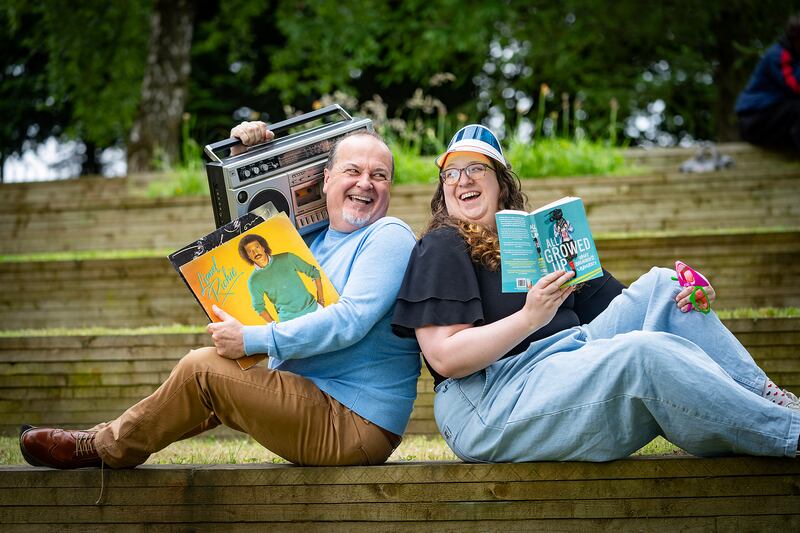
[672,260,712,314]
[440,163,495,185]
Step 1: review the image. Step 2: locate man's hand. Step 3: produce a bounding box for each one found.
[229,121,274,156]
[207,305,245,359]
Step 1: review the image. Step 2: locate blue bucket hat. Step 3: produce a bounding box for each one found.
[435,124,509,169]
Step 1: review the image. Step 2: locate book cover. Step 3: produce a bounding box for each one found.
[496,196,603,293]
[169,204,338,370]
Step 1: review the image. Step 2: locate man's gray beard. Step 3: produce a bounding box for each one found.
[342,210,370,228]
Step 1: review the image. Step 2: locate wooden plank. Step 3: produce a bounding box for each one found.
[0,457,797,527]
[0,384,163,401]
[1,497,798,523]
[3,165,799,253]
[0,474,798,505]
[1,315,798,436]
[4,456,799,486]
[3,230,798,328]
[3,517,799,532]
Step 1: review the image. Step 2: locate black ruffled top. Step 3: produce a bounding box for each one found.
[391,226,625,387]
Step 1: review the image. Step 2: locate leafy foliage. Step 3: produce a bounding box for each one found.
[1,0,797,180]
[249,0,794,145]
[3,0,149,149]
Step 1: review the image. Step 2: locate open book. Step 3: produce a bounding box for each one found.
[495,196,603,293]
[169,204,339,370]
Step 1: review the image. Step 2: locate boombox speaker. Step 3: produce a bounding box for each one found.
[204,105,373,234]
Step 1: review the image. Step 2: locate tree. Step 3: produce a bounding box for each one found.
[240,0,796,145]
[0,7,64,182]
[185,0,285,147]
[2,0,150,176]
[127,0,196,173]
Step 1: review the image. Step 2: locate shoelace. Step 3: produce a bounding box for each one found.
[73,432,106,505]
[70,432,105,505]
[75,433,96,456]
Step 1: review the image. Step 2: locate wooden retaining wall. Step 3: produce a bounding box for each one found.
[2,230,797,330]
[3,164,798,254]
[1,457,798,530]
[1,317,797,437]
[622,141,795,170]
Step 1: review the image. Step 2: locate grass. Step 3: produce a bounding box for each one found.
[0,249,173,263]
[0,433,680,466]
[145,137,639,197]
[716,307,800,319]
[507,138,638,179]
[393,143,438,185]
[0,307,795,340]
[4,225,796,266]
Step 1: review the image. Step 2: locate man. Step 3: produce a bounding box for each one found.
[19,126,421,468]
[736,14,800,151]
[238,234,324,323]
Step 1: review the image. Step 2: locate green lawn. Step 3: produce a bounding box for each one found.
[1,433,681,466]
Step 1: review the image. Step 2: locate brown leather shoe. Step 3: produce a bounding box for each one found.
[19,426,103,469]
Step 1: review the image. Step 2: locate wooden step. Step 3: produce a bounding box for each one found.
[1,317,797,437]
[623,142,797,170]
[1,457,798,529]
[2,230,797,329]
[2,159,798,253]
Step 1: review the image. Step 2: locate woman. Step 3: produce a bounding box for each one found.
[392,124,800,462]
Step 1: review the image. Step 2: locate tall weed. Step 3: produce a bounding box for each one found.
[508,138,630,179]
[147,114,208,198]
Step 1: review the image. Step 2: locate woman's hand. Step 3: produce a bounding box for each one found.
[416,269,576,379]
[229,121,274,156]
[676,283,716,313]
[522,270,576,328]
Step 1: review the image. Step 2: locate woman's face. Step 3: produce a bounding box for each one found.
[441,151,501,228]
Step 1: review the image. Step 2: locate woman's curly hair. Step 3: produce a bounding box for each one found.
[423,162,527,271]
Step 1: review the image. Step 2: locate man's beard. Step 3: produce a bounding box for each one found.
[342,209,371,228]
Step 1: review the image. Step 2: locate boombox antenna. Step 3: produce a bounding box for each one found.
[203,105,353,163]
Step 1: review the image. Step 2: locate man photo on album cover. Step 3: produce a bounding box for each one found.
[238,234,324,323]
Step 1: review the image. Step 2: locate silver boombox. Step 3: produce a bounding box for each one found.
[204,105,373,233]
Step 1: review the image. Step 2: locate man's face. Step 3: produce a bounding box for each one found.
[322,135,392,233]
[244,241,269,267]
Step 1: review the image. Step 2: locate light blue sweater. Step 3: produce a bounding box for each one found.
[242,216,421,436]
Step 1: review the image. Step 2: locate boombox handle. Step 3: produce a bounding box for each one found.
[203,104,353,163]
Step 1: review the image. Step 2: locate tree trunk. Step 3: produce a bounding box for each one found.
[126,0,195,173]
[712,7,753,143]
[80,141,100,176]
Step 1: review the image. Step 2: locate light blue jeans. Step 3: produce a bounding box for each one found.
[434,267,800,462]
